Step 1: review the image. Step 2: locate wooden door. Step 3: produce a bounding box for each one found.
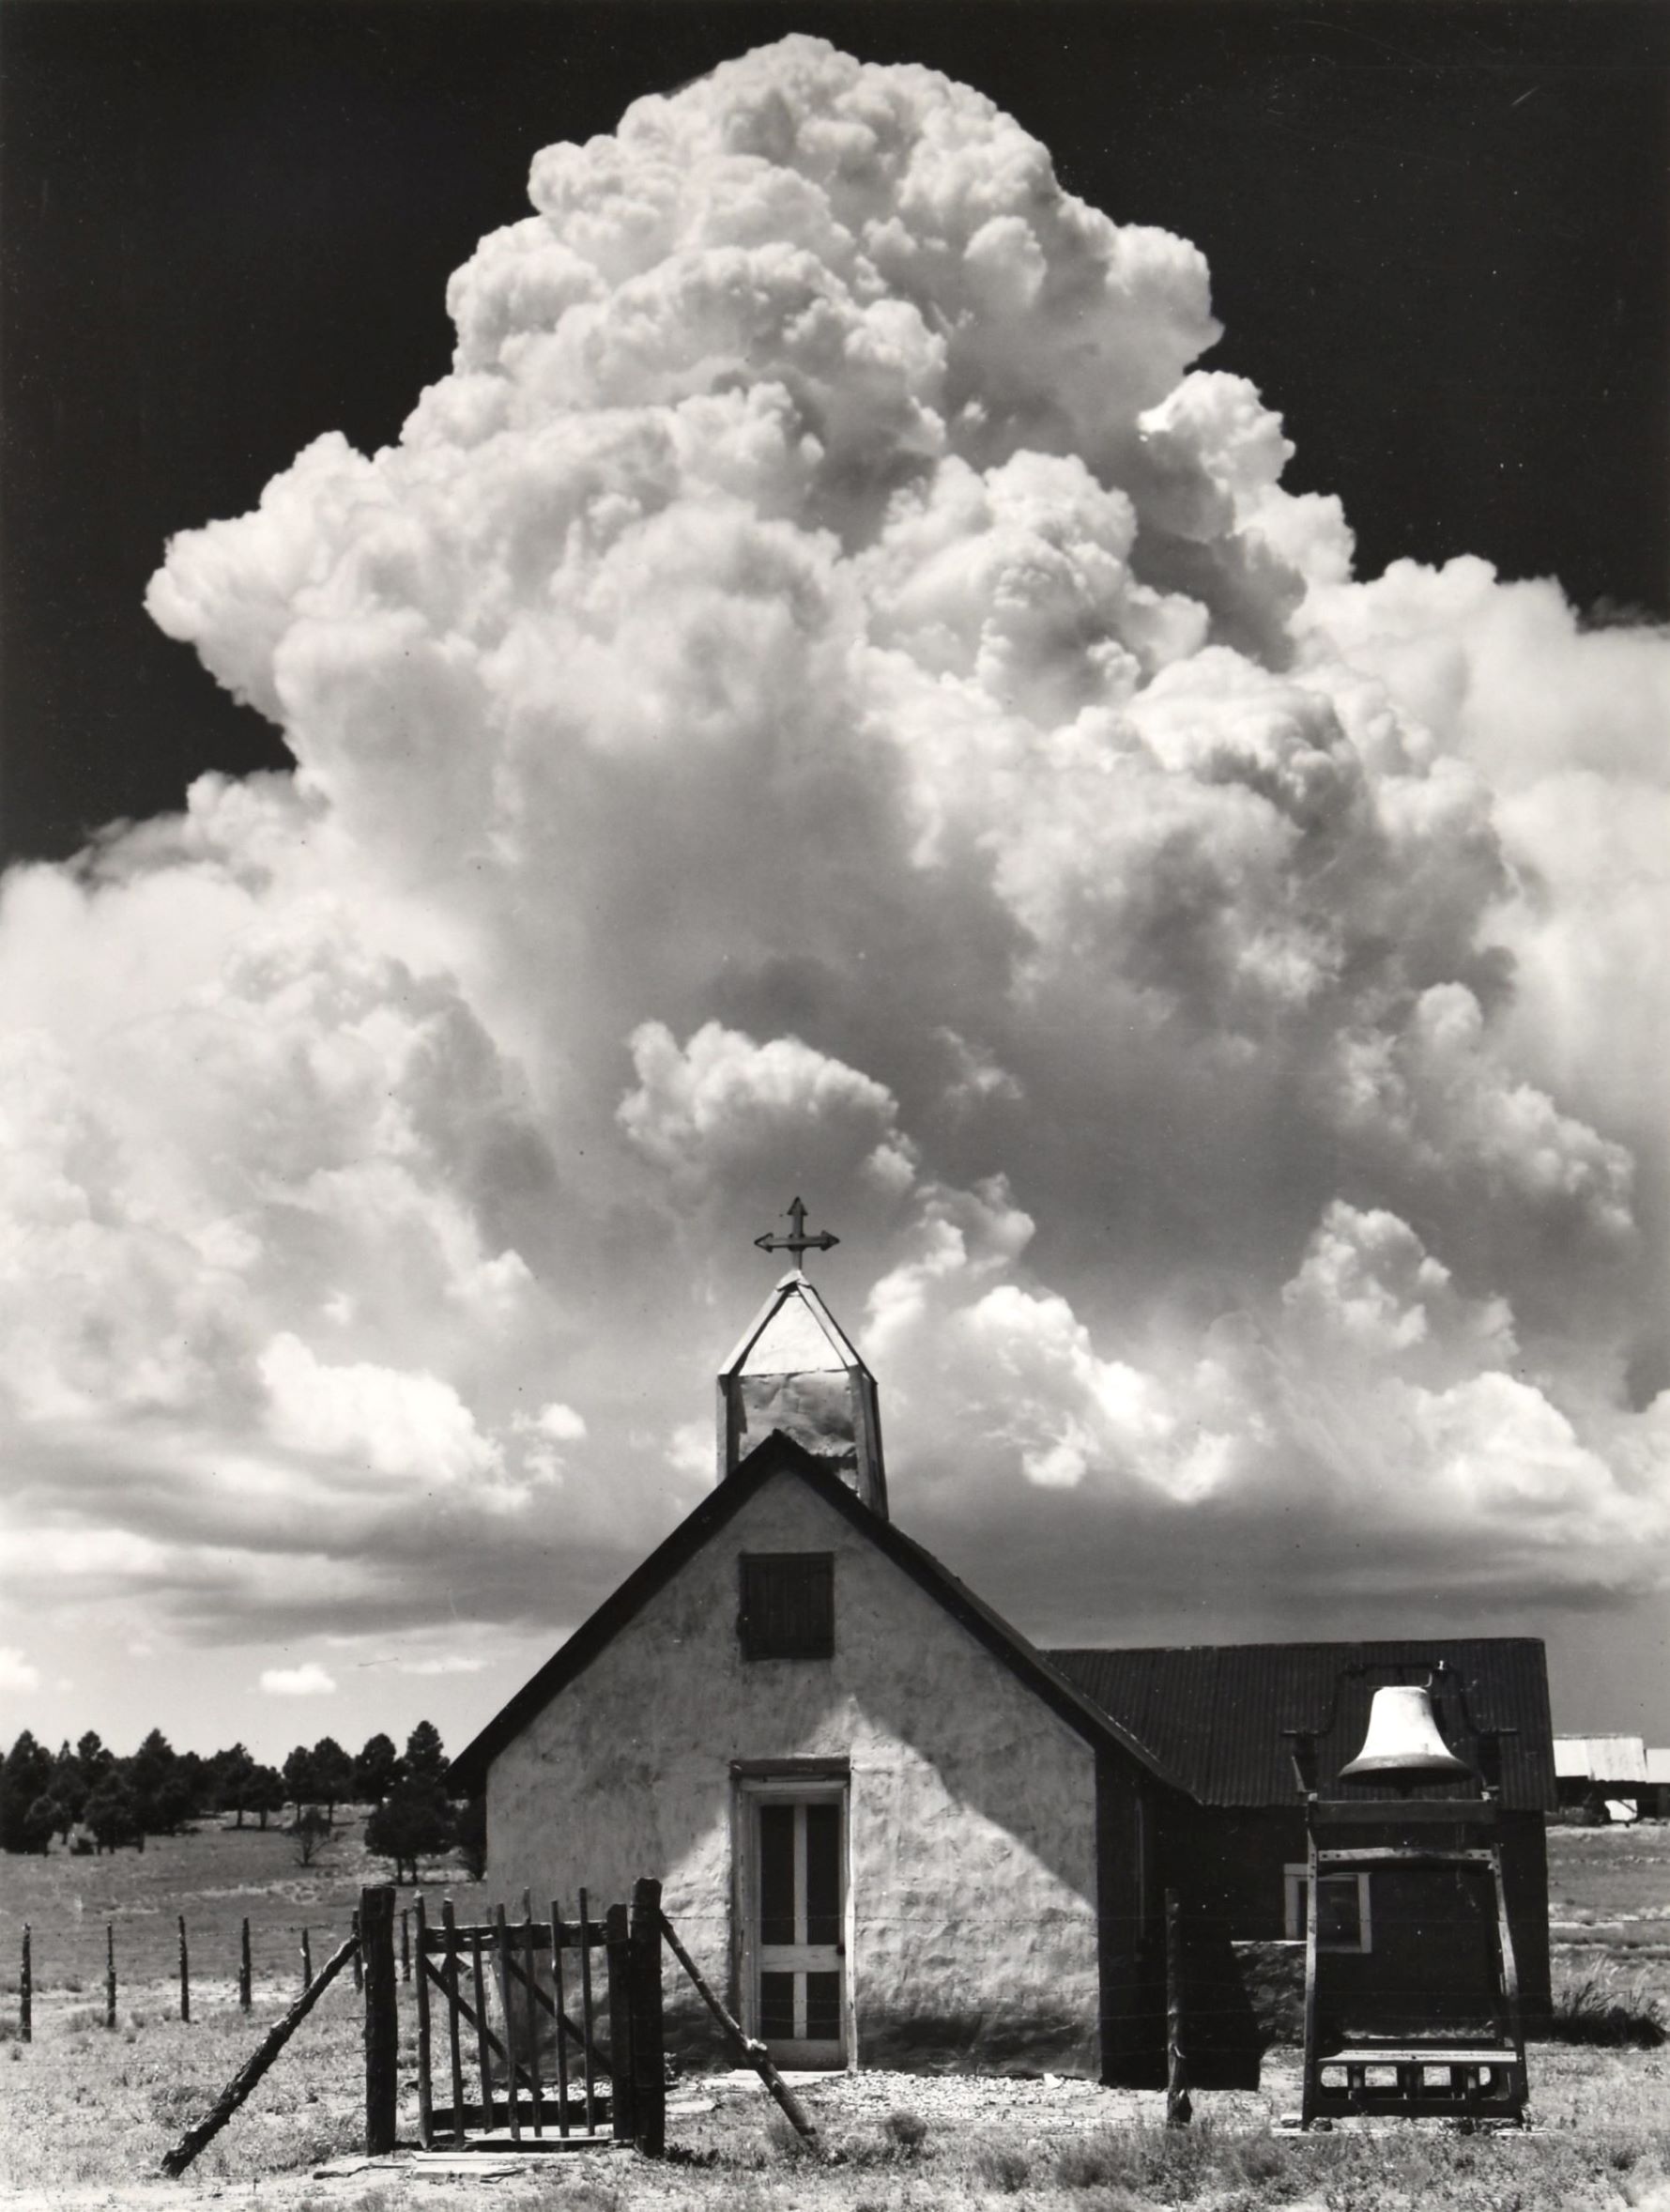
[749,1790,847,2067]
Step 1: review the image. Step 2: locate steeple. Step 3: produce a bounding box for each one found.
[716,1198,888,1517]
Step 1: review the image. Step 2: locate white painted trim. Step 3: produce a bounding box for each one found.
[734,1773,853,2069]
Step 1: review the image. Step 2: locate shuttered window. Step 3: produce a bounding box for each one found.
[739,1553,835,1660]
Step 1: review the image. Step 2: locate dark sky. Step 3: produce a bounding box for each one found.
[3,0,1666,865]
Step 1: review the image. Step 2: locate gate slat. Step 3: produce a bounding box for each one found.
[441,1899,467,2144]
[492,1905,522,2143]
[421,1958,543,2091]
[416,1892,630,2149]
[468,1927,495,2133]
[605,1900,636,2146]
[414,1896,434,2149]
[497,1939,610,2072]
[577,1887,597,2136]
[521,1900,544,2136]
[550,1897,570,2137]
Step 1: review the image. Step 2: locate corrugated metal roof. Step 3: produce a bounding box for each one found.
[1553,1735,1648,1784]
[1046,1639,1555,1810]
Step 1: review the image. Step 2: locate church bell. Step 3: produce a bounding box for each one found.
[1338,1682,1470,1787]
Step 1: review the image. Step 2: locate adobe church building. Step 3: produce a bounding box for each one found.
[451,1226,1555,2081]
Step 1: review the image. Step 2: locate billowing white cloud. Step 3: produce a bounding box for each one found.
[0,1647,40,1693]
[259,1333,502,1488]
[620,1021,909,1189]
[0,36,1662,1686]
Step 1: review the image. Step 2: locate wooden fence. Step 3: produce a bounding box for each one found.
[34,1873,815,2172]
[150,1878,668,2175]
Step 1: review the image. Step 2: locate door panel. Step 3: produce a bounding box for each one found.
[747,1790,847,2066]
[804,1803,841,1945]
[804,1971,842,2042]
[759,1803,796,1945]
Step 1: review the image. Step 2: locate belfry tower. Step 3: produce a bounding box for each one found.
[716,1197,888,1518]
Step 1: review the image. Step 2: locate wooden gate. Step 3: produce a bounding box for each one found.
[413,1879,665,2151]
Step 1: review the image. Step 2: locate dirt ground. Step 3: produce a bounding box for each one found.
[2,1818,1667,2210]
[3,2052,1669,2212]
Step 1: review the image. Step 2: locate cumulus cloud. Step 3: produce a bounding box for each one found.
[0,1647,41,1694]
[260,1663,338,1697]
[0,36,1662,1682]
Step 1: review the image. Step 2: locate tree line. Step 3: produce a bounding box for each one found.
[0,1722,481,1882]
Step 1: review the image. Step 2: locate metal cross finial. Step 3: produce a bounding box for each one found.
[754,1195,839,1271]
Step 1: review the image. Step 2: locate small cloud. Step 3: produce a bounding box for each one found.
[667,1420,714,1482]
[510,1399,588,1487]
[0,1647,40,1693]
[395,1654,489,1677]
[936,1027,1023,1114]
[518,1401,588,1445]
[259,1662,338,1697]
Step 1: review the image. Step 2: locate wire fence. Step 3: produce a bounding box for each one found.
[6,1900,443,2037]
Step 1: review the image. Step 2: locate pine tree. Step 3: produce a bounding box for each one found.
[282,1743,317,1812]
[214,1743,256,1828]
[246,1764,286,1830]
[365,1781,454,1885]
[353,1731,400,1805]
[403,1720,447,1785]
[84,1775,139,1853]
[310,1737,355,1825]
[1,1732,56,1853]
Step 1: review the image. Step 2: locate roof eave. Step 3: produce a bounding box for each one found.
[448,1434,1184,1798]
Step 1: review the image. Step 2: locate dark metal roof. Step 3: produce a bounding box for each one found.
[1045,1639,1556,1811]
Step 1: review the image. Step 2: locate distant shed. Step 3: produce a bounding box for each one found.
[1555,1735,1654,1818]
[1554,1735,1648,1786]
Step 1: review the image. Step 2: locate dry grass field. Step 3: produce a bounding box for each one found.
[1,1816,1666,2210]
[0,1814,412,2001]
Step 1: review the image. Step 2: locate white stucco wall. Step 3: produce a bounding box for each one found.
[486,1470,1103,2071]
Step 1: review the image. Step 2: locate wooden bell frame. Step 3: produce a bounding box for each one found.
[1284,1664,1530,2129]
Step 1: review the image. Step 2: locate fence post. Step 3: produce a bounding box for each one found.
[360,1885,397,2157]
[413,1897,434,2148]
[178,1914,191,2025]
[1165,1888,1191,2128]
[654,1900,817,2143]
[605,1903,636,2143]
[400,1907,411,1984]
[20,1925,31,2043]
[351,1908,363,1993]
[160,1931,359,2178]
[106,1924,116,2029]
[628,1878,666,2157]
[300,1928,313,1991]
[239,1917,253,2012]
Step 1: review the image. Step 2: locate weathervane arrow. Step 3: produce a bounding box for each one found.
[754,1195,839,1269]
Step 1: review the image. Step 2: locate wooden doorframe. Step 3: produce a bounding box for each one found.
[730,1759,855,2069]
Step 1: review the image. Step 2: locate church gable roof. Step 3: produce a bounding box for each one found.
[449,1431,1179,1796]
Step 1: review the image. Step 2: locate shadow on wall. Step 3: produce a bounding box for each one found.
[513,1507,1105,1916]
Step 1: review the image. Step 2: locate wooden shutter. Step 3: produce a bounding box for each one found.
[739,1554,835,1660]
